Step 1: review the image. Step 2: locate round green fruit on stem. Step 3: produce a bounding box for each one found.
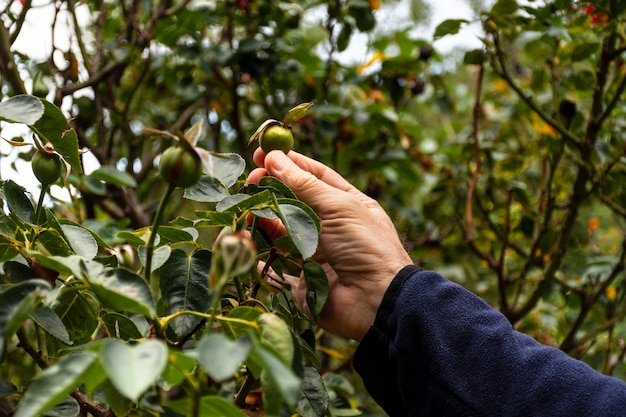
[159,145,203,188]
[260,125,294,153]
[31,149,62,185]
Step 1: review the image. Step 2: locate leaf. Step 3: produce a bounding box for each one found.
[283,101,315,126]
[255,341,301,412]
[159,249,211,339]
[276,202,319,259]
[302,260,329,322]
[0,95,44,125]
[138,245,171,271]
[31,100,82,174]
[220,306,262,339]
[51,285,99,345]
[258,313,294,366]
[29,305,71,345]
[216,190,270,213]
[257,176,297,199]
[88,166,138,187]
[0,280,51,361]
[60,224,98,259]
[297,367,329,417]
[463,49,486,65]
[87,268,155,318]
[277,198,320,233]
[206,152,246,187]
[3,180,35,224]
[492,0,518,15]
[161,350,196,387]
[100,312,144,340]
[42,396,79,417]
[13,353,98,417]
[433,19,469,39]
[167,395,247,417]
[198,334,251,381]
[184,176,230,202]
[37,229,73,257]
[101,339,168,401]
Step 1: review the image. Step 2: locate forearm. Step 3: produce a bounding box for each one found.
[354,266,626,416]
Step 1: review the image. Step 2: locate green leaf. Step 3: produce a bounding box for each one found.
[0,95,44,125]
[38,228,73,257]
[216,190,270,213]
[88,166,138,187]
[206,152,246,188]
[138,245,172,271]
[220,306,262,339]
[492,0,518,15]
[160,249,211,339]
[277,198,320,232]
[29,99,82,174]
[161,350,197,387]
[283,101,315,126]
[258,313,294,366]
[0,280,51,360]
[256,176,297,199]
[184,176,230,203]
[255,341,301,412]
[60,224,98,258]
[276,202,319,259]
[51,285,99,344]
[463,49,486,65]
[167,395,247,417]
[433,19,469,39]
[297,367,329,417]
[101,339,168,401]
[13,353,98,417]
[153,226,194,243]
[29,305,71,345]
[42,396,79,417]
[302,260,329,322]
[3,180,35,224]
[193,210,237,228]
[198,334,251,381]
[102,381,133,417]
[100,312,144,340]
[87,268,155,318]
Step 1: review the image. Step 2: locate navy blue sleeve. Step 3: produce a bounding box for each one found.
[353,265,626,416]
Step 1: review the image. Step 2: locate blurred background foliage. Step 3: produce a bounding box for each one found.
[2,0,626,413]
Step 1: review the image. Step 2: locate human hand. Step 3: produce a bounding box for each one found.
[247,149,412,341]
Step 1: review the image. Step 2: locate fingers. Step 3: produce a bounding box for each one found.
[259,151,357,215]
[253,149,357,194]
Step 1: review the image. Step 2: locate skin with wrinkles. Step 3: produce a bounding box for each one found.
[247,149,412,341]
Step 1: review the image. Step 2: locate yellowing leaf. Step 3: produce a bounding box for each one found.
[587,216,600,233]
[357,52,385,75]
[606,286,617,300]
[532,114,557,137]
[494,79,508,93]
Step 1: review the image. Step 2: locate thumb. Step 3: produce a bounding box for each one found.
[264,151,338,212]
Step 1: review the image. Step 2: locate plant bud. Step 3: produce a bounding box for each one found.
[210,231,257,288]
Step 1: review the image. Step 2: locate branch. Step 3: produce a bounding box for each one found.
[57,61,126,97]
[8,0,32,45]
[465,63,484,243]
[0,21,27,94]
[489,34,582,150]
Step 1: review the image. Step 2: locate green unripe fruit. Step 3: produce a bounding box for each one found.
[260,125,294,153]
[159,146,203,188]
[32,150,62,185]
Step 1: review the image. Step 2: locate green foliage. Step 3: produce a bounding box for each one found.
[2,0,626,415]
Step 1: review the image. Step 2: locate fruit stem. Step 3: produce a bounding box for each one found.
[146,183,176,294]
[34,184,50,224]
